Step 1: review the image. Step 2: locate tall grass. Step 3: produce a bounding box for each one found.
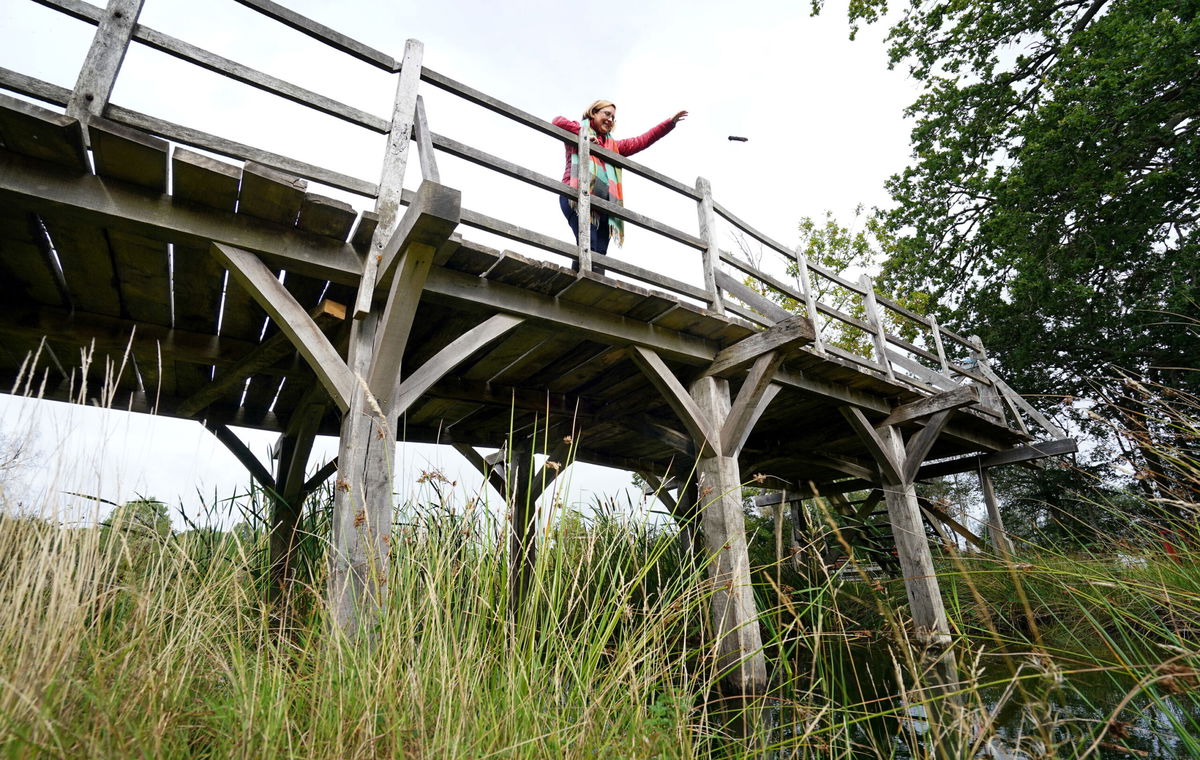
[3,374,1200,757]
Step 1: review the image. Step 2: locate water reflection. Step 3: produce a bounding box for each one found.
[712,645,1200,759]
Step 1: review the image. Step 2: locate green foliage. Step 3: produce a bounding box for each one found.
[819,0,1200,408]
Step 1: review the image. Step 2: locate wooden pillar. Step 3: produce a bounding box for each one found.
[328,38,424,636]
[690,375,767,692]
[506,447,536,611]
[630,315,812,693]
[979,467,1014,555]
[269,386,327,602]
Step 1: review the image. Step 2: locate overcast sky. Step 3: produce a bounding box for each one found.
[0,0,919,528]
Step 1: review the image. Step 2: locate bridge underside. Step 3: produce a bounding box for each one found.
[0,98,1027,492]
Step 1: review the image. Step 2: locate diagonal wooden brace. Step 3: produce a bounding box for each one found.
[210,242,354,412]
[630,345,718,456]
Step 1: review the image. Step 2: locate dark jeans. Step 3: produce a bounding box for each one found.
[560,195,609,274]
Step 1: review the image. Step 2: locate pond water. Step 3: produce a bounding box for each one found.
[721,645,1200,759]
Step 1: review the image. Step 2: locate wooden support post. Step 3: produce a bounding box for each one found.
[695,177,723,314]
[67,0,145,124]
[328,38,426,637]
[927,313,951,375]
[690,374,767,692]
[413,95,439,183]
[268,383,327,602]
[979,467,1014,555]
[840,403,964,756]
[506,446,536,611]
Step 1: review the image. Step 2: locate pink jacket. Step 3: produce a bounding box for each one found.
[552,116,676,183]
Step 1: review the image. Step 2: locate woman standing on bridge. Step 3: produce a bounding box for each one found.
[553,101,687,269]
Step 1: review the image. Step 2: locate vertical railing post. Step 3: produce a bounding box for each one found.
[354,38,423,320]
[67,0,146,127]
[695,177,724,314]
[794,249,824,354]
[575,129,593,274]
[860,274,896,381]
[969,334,1003,413]
[928,313,952,377]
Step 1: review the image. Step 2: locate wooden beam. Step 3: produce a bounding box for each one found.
[901,408,953,483]
[453,443,509,502]
[0,151,363,284]
[390,314,524,415]
[840,406,902,485]
[919,498,987,552]
[375,180,462,289]
[301,457,339,498]
[176,299,345,418]
[413,95,439,183]
[942,438,1078,476]
[881,385,978,427]
[714,269,792,322]
[211,243,354,412]
[720,351,784,457]
[630,346,716,455]
[204,421,274,491]
[67,0,144,123]
[704,313,813,378]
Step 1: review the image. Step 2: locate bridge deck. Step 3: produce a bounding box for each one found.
[0,94,1027,490]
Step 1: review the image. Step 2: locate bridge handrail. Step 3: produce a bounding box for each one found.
[5,0,1066,439]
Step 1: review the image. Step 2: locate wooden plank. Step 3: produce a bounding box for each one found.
[0,150,364,284]
[106,104,377,198]
[0,210,65,307]
[38,215,121,316]
[66,0,144,122]
[231,0,397,71]
[881,385,979,427]
[211,243,353,411]
[0,66,72,108]
[171,147,240,210]
[349,211,379,253]
[0,93,87,170]
[237,161,307,227]
[107,228,171,325]
[714,270,792,323]
[88,117,168,191]
[296,193,357,240]
[439,240,501,275]
[918,438,1077,479]
[425,266,720,365]
[392,314,524,415]
[129,21,389,133]
[484,252,576,297]
[794,250,825,354]
[919,499,987,552]
[860,274,895,381]
[629,345,716,454]
[703,313,813,377]
[884,347,959,392]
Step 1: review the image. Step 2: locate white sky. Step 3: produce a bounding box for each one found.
[0,0,920,528]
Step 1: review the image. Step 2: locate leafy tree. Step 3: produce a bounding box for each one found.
[104,497,172,539]
[812,0,1199,405]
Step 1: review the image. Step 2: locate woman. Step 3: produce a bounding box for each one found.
[553,101,687,270]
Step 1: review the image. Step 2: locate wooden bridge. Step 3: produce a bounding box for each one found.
[0,0,1075,692]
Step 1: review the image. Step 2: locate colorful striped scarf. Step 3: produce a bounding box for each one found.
[568,120,624,246]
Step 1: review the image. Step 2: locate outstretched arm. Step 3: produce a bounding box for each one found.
[614,111,688,156]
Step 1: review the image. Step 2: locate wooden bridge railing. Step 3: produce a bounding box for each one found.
[1,0,1066,440]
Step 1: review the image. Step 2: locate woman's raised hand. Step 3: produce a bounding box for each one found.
[671,110,689,124]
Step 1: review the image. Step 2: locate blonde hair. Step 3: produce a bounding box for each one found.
[582,100,617,122]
